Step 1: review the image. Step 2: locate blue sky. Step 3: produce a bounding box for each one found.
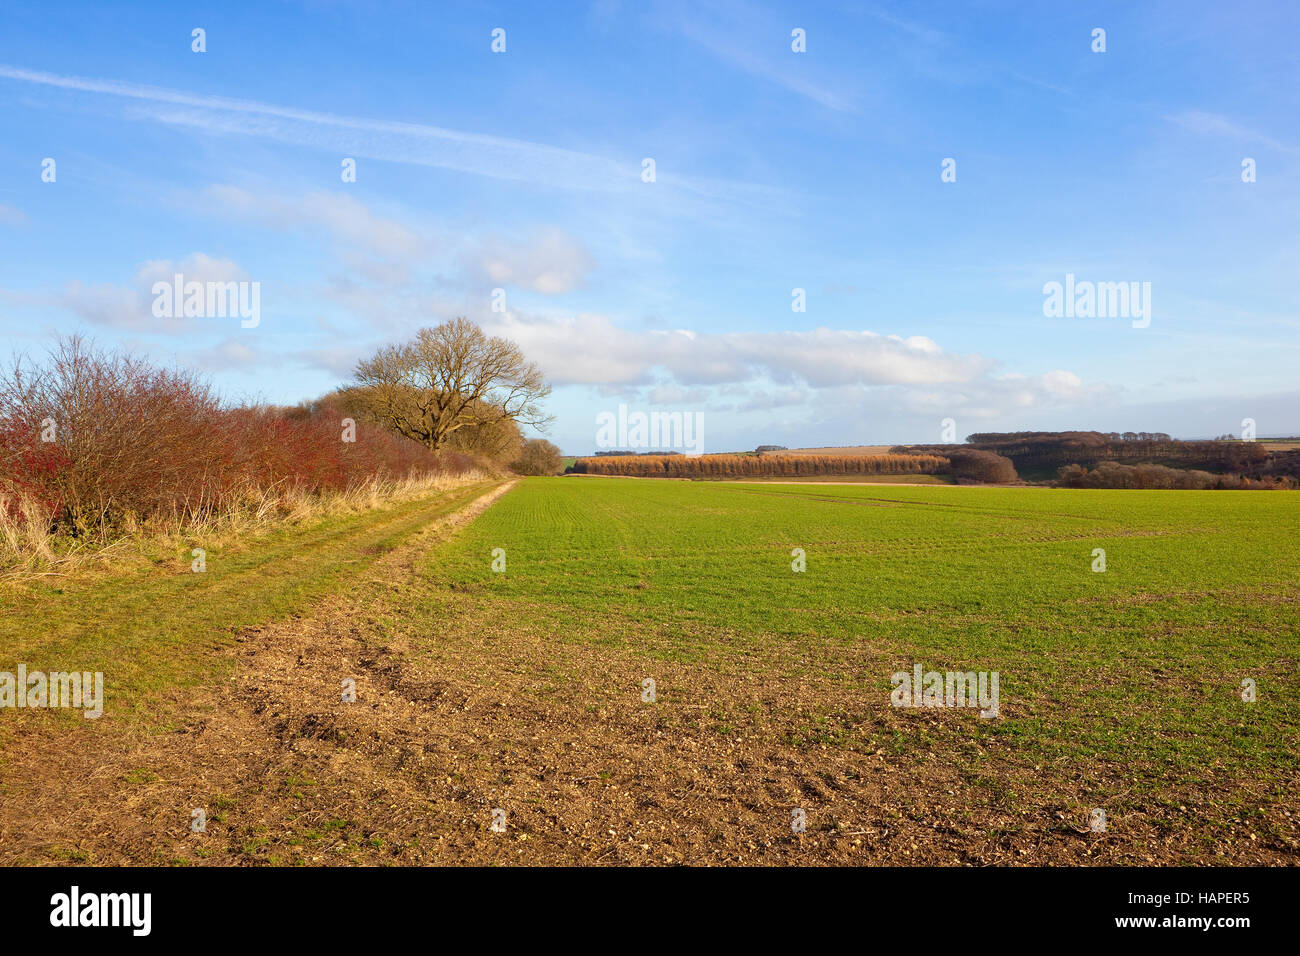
[1,0,1297,454]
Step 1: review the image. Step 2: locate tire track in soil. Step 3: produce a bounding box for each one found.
[0,481,514,865]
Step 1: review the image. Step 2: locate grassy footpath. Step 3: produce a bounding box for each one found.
[0,479,498,742]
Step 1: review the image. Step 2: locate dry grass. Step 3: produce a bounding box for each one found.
[0,470,490,579]
[0,493,58,564]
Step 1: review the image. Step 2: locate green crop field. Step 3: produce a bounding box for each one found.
[418,478,1300,863]
[3,477,1296,865]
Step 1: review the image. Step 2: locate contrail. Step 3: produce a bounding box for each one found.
[0,63,781,205]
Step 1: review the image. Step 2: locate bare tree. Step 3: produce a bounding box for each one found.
[344,318,551,452]
[512,438,564,476]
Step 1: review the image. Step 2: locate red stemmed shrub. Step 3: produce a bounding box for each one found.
[0,336,478,539]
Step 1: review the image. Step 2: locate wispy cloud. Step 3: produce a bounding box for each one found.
[1166,110,1299,154]
[0,63,783,208]
[57,253,249,332]
[677,19,857,113]
[199,186,428,262]
[0,203,27,227]
[192,185,596,295]
[666,0,858,113]
[469,229,596,295]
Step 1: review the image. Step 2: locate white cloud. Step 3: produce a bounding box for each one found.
[137,253,247,287]
[298,345,364,379]
[1039,369,1085,397]
[58,280,143,330]
[482,312,992,388]
[733,388,809,413]
[188,337,259,372]
[192,186,595,298]
[470,229,595,295]
[59,253,249,331]
[649,383,710,405]
[475,311,1110,443]
[199,186,427,262]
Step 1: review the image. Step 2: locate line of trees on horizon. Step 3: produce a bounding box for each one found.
[1057,461,1295,490]
[898,431,1271,476]
[571,452,954,479]
[572,448,1023,483]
